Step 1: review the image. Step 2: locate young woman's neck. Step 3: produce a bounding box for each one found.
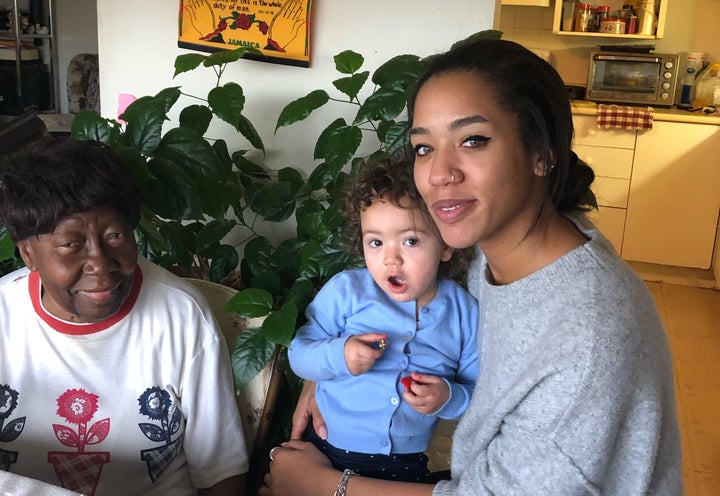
[482,205,587,285]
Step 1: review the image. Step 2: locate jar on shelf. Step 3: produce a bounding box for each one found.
[599,17,626,34]
[618,4,638,34]
[595,5,611,32]
[561,0,577,31]
[574,3,594,32]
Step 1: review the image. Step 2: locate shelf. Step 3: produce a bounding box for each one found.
[555,31,658,40]
[552,0,669,39]
[0,0,57,115]
[501,0,550,6]
[0,33,52,40]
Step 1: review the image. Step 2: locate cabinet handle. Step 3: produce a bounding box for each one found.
[588,128,597,136]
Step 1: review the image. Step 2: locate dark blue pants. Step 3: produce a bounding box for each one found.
[305,426,433,483]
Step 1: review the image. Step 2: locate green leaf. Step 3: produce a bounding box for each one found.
[354,86,407,124]
[213,139,234,175]
[204,47,251,67]
[261,301,298,346]
[154,87,182,113]
[372,54,425,88]
[298,239,323,278]
[174,53,207,77]
[70,110,121,145]
[196,220,237,253]
[179,104,213,135]
[251,182,296,222]
[322,200,346,232]
[296,209,330,242]
[332,72,370,100]
[300,238,354,280]
[158,221,197,270]
[307,162,333,191]
[155,127,221,176]
[334,50,364,74]
[382,120,410,158]
[231,328,276,390]
[120,96,168,155]
[136,211,167,253]
[146,157,203,220]
[246,269,282,296]
[241,236,275,277]
[225,288,273,318]
[0,230,16,261]
[234,154,271,184]
[237,113,265,152]
[208,82,245,128]
[116,144,152,187]
[278,167,305,195]
[267,238,303,274]
[285,278,314,314]
[323,125,363,175]
[275,90,329,131]
[314,118,346,160]
[209,244,240,283]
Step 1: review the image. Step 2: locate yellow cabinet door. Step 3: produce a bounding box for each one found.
[622,121,720,269]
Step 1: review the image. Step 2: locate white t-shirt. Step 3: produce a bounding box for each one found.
[0,257,248,495]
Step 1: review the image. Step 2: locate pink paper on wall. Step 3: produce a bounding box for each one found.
[117,93,137,124]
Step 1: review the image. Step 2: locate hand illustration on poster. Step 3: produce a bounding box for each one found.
[178,0,312,67]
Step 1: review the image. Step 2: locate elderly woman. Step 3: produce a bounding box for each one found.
[0,138,247,495]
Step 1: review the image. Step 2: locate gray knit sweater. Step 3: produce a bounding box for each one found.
[434,220,683,495]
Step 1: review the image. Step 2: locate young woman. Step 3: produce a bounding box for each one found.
[261,38,683,496]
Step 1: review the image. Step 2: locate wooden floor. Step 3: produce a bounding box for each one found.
[646,280,720,495]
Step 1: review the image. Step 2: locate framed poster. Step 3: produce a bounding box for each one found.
[178,0,312,67]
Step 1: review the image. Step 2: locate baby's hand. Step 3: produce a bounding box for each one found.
[344,333,387,376]
[402,372,449,415]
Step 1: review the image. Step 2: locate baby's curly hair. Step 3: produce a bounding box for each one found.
[342,159,474,286]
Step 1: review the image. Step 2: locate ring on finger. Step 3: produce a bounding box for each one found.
[269,446,280,461]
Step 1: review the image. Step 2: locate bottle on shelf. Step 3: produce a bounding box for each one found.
[595,5,610,32]
[561,0,577,31]
[636,0,657,36]
[574,3,594,32]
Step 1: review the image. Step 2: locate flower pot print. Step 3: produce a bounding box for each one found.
[49,388,110,495]
[0,384,25,470]
[137,387,184,482]
[48,451,109,495]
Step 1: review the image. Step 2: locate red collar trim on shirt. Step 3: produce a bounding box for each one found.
[29,266,143,335]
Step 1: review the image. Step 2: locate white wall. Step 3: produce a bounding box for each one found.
[96,0,498,177]
[56,0,98,113]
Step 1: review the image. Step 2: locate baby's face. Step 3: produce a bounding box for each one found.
[360,198,452,307]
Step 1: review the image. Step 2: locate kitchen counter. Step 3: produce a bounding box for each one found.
[570,100,720,125]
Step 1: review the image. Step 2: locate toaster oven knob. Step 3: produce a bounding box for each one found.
[664,71,673,79]
[664,61,674,69]
[660,93,670,100]
[662,82,671,90]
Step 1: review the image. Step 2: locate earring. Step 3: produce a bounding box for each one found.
[451,174,455,183]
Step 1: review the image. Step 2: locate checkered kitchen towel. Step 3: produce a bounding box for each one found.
[596,104,654,130]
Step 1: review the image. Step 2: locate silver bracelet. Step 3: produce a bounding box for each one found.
[332,469,357,496]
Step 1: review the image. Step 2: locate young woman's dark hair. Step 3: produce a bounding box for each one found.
[342,159,473,285]
[409,38,595,217]
[0,137,142,242]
